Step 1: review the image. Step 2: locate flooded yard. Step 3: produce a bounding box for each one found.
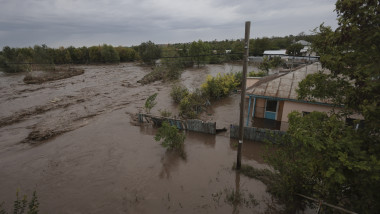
[0,63,273,213]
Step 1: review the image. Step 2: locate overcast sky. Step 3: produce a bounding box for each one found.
[0,0,338,48]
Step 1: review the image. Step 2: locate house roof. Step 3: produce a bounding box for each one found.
[263,50,287,55]
[246,62,329,103]
[296,40,311,46]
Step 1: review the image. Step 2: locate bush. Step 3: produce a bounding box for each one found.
[179,89,208,119]
[201,73,239,100]
[154,121,186,157]
[248,71,266,77]
[159,109,172,118]
[164,63,182,81]
[170,85,189,104]
[138,63,183,85]
[231,72,243,87]
[144,93,158,114]
[269,56,284,67]
[137,67,164,85]
[0,190,39,214]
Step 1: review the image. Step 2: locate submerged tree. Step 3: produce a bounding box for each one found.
[138,41,161,66]
[154,121,186,157]
[189,40,210,68]
[144,93,158,114]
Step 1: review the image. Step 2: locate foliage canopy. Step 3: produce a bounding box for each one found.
[154,121,186,157]
[267,0,380,212]
[138,41,162,65]
[144,93,158,114]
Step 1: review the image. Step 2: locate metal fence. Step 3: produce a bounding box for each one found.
[138,113,216,134]
[230,125,285,142]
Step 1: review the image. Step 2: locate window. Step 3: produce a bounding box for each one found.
[346,118,365,130]
[266,100,277,112]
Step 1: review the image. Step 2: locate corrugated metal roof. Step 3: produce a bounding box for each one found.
[246,62,330,103]
[296,40,311,46]
[263,50,287,55]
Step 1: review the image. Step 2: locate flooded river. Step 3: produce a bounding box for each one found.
[0,63,274,213]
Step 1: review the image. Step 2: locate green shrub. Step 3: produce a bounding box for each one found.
[201,73,239,100]
[138,63,183,85]
[259,57,271,73]
[154,121,186,157]
[179,89,207,119]
[248,71,266,77]
[164,63,182,81]
[137,67,164,85]
[269,56,284,67]
[159,109,172,118]
[144,93,158,114]
[170,85,189,104]
[231,72,243,87]
[0,190,39,214]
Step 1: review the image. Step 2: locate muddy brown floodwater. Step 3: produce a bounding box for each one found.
[0,63,275,213]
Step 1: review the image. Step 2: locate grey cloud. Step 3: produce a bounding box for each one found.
[0,0,338,48]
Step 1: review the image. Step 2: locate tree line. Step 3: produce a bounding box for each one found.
[0,33,314,73]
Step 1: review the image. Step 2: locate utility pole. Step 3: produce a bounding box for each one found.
[236,21,250,170]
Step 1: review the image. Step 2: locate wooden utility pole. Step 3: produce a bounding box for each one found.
[236,21,250,170]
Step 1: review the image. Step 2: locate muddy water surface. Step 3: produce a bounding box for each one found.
[0,63,272,213]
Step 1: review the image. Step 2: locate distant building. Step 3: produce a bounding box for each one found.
[263,50,287,57]
[295,40,311,46]
[296,40,314,56]
[262,49,288,61]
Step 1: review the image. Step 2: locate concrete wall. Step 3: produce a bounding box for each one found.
[279,100,363,131]
[249,98,364,131]
[281,101,335,122]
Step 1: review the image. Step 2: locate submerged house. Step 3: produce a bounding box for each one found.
[245,63,362,131]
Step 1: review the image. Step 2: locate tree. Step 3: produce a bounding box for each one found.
[258,57,271,74]
[138,41,161,65]
[189,40,210,68]
[100,44,119,63]
[144,93,158,114]
[0,46,32,72]
[89,46,102,63]
[33,45,54,71]
[286,43,304,56]
[154,121,186,157]
[266,0,380,212]
[266,112,373,212]
[116,46,137,62]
